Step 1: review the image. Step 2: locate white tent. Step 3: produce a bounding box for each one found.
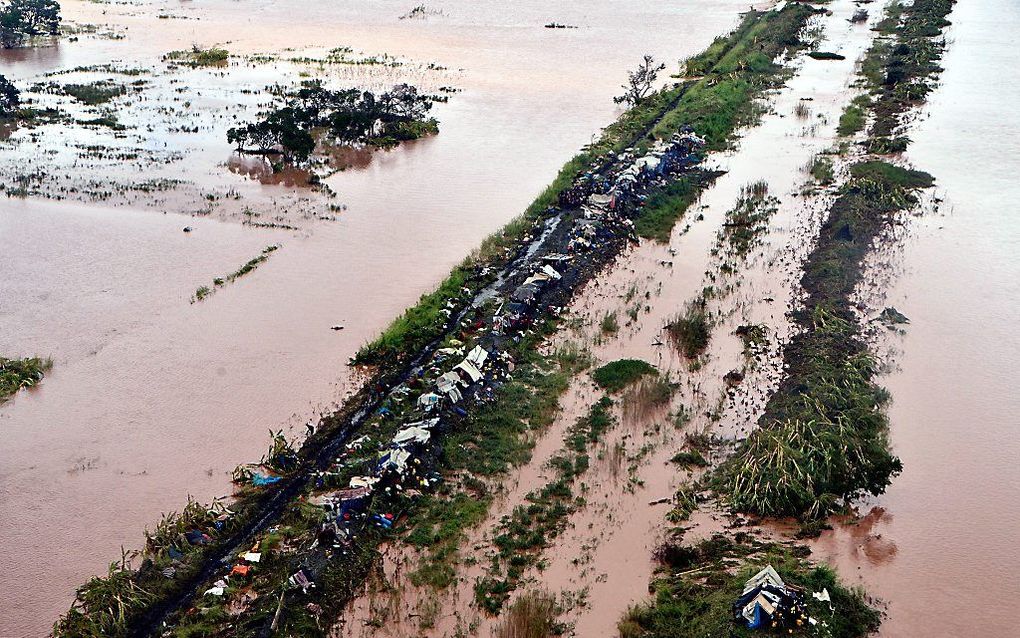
[742,565,785,595]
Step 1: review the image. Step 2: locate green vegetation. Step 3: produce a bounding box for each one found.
[849,160,934,188]
[600,311,620,335]
[634,177,699,242]
[619,535,880,638]
[652,4,817,149]
[666,304,710,358]
[836,95,870,136]
[165,45,229,67]
[1,355,52,402]
[494,590,562,638]
[709,0,953,521]
[670,450,708,468]
[715,161,935,517]
[719,182,777,256]
[1,0,61,49]
[227,81,438,163]
[0,73,19,117]
[62,80,127,105]
[191,245,279,303]
[476,397,614,613]
[592,359,658,392]
[865,0,955,142]
[810,154,835,185]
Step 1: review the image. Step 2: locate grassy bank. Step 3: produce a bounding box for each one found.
[355,3,819,364]
[713,0,954,519]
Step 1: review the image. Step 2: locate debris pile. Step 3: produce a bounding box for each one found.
[733,565,811,631]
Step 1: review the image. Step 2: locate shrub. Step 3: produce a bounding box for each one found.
[592,359,657,392]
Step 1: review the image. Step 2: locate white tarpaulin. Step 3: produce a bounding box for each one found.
[466,345,489,368]
[393,426,431,446]
[405,418,439,430]
[454,360,483,383]
[379,448,412,474]
[418,392,441,410]
[742,565,785,595]
[436,371,461,393]
[541,265,562,280]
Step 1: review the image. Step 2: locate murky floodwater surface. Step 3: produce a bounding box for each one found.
[2,0,1017,636]
[0,0,750,635]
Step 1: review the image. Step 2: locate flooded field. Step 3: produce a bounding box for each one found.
[3,0,1017,636]
[810,0,1020,635]
[0,0,752,635]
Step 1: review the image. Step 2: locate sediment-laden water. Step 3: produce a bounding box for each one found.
[811,1,1020,635]
[0,1,750,635]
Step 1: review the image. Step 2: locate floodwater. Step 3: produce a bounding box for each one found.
[810,0,1020,636]
[339,1,893,633]
[0,0,754,635]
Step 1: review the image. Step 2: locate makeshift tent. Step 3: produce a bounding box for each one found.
[733,565,810,631]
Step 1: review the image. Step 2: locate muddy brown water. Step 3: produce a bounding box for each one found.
[0,0,754,635]
[809,1,1020,636]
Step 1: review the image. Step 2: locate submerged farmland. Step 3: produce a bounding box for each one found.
[53,4,848,637]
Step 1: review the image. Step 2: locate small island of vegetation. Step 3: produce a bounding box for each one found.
[227,81,439,166]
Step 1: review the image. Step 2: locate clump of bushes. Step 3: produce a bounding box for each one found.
[1,0,61,49]
[1,355,52,402]
[666,304,710,358]
[592,358,657,392]
[62,80,127,105]
[165,45,229,67]
[227,81,439,164]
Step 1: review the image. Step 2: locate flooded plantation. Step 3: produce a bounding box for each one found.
[1,0,1018,637]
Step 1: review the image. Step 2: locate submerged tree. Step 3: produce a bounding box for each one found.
[0,0,61,48]
[614,54,666,106]
[228,81,438,167]
[0,74,19,115]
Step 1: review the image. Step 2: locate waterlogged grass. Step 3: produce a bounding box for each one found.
[191,245,279,303]
[714,161,935,518]
[634,177,699,242]
[0,356,52,402]
[476,397,614,613]
[63,81,127,105]
[666,305,710,358]
[592,359,658,392]
[837,94,870,136]
[619,535,880,638]
[165,46,229,67]
[710,0,954,521]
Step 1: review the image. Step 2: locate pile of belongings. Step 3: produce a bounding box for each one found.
[732,565,810,630]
